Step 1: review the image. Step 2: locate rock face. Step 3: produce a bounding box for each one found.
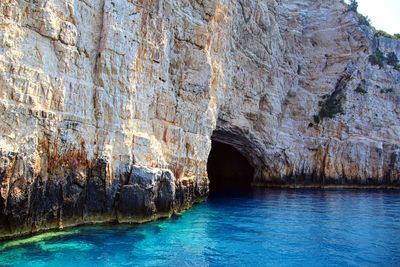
[0,0,399,239]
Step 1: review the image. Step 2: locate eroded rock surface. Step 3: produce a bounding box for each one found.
[0,0,399,239]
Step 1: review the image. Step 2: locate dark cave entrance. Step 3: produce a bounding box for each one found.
[207,140,254,196]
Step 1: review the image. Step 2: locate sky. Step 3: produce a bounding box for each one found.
[356,0,400,34]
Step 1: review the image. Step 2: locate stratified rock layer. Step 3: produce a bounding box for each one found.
[0,0,399,239]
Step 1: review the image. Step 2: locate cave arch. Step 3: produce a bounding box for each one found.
[207,140,255,196]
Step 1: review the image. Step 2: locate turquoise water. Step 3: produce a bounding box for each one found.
[1,189,400,266]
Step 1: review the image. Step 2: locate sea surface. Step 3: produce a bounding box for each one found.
[1,189,400,266]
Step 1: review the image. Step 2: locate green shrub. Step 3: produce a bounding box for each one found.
[313,74,350,124]
[395,64,400,71]
[348,0,358,12]
[313,95,343,125]
[355,85,367,94]
[368,50,385,68]
[375,30,400,40]
[387,52,399,66]
[318,97,343,120]
[313,115,321,124]
[357,14,371,27]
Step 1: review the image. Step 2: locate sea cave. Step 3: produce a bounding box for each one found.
[207,140,254,196]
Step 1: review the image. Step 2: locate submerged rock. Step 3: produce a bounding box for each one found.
[0,0,399,239]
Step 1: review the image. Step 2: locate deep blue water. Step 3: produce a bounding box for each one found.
[1,189,400,266]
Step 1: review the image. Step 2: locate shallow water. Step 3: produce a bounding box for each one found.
[1,189,400,266]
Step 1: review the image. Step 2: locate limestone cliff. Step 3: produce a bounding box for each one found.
[0,0,399,239]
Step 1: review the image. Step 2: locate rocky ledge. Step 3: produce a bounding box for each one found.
[0,153,207,240]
